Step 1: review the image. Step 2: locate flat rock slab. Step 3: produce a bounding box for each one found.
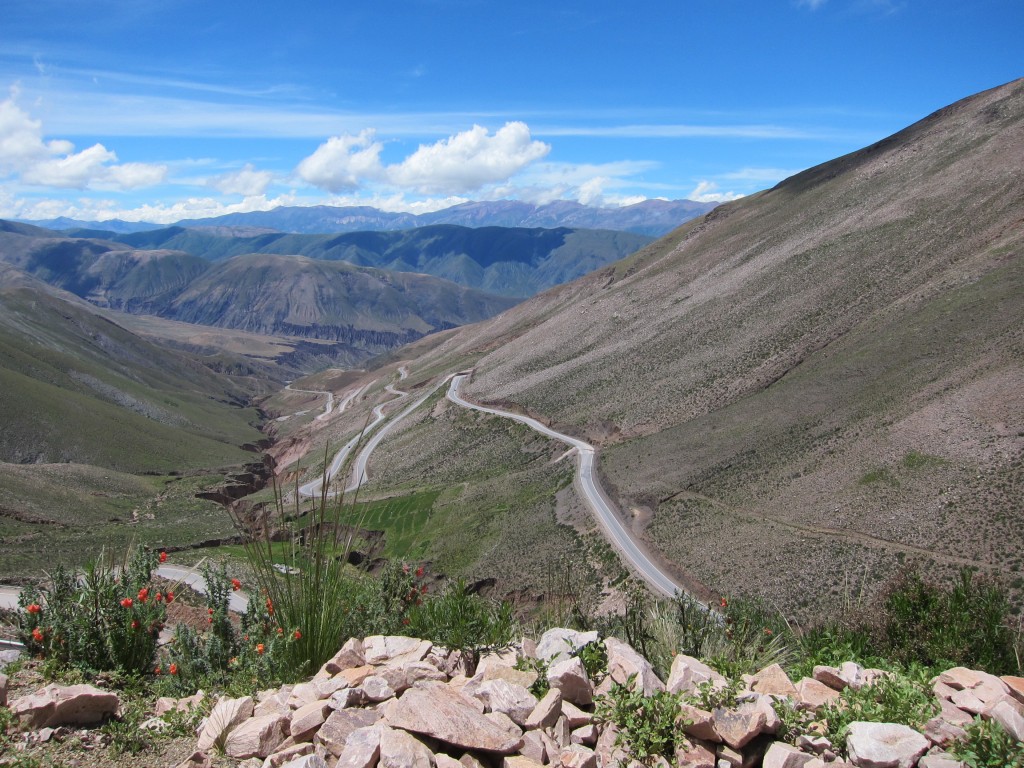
[11,683,119,729]
[382,681,523,754]
[845,721,929,768]
[197,695,254,751]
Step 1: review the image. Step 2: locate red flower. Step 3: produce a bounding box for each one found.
[719,597,728,609]
[154,592,163,602]
[159,551,168,563]
[32,627,44,642]
[256,643,265,655]
[165,591,175,603]
[764,628,773,636]
[208,608,214,615]
[169,663,178,675]
[131,620,140,630]
[421,585,428,594]
[293,629,302,640]
[26,603,41,614]
[277,627,283,636]
[154,666,162,675]
[231,578,241,591]
[138,588,149,602]
[415,566,424,578]
[120,597,133,608]
[265,597,274,615]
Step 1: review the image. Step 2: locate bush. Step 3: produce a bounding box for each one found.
[407,578,517,674]
[18,547,167,676]
[595,677,683,765]
[949,717,1024,767]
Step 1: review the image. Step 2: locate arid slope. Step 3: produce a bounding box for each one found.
[396,79,1024,615]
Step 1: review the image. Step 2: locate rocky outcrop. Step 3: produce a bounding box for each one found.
[8,683,119,728]
[164,631,1020,768]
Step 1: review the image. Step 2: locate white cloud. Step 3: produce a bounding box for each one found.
[386,122,550,194]
[295,130,385,192]
[797,0,827,9]
[688,181,744,203]
[210,163,275,196]
[0,91,166,190]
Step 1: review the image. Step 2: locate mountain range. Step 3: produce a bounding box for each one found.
[24,198,716,237]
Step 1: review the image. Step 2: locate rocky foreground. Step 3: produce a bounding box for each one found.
[4,629,1024,768]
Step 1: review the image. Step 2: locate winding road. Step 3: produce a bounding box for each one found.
[446,374,683,598]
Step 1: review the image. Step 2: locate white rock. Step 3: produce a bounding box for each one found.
[535,628,599,664]
[845,721,929,768]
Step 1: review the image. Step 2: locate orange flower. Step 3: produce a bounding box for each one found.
[231,578,241,591]
[763,628,773,636]
[265,597,274,615]
[32,627,44,642]
[256,643,265,655]
[159,551,168,563]
[26,603,41,614]
[719,597,728,609]
[169,663,178,675]
[165,591,175,603]
[138,588,149,602]
[293,629,302,640]
[154,666,162,675]
[120,597,133,608]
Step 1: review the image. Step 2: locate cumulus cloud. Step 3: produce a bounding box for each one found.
[296,122,550,196]
[210,163,274,196]
[688,181,744,203]
[0,91,166,190]
[296,129,384,192]
[387,122,550,194]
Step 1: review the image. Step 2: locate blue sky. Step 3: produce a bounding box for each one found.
[0,0,1020,223]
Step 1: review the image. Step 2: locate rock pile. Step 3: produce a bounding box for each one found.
[4,628,1023,767]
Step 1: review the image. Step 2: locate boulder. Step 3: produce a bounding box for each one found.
[520,730,548,763]
[524,688,562,730]
[678,703,720,742]
[762,742,817,768]
[289,700,332,741]
[988,699,1024,742]
[263,742,314,767]
[379,724,435,768]
[156,691,205,717]
[605,636,665,696]
[560,700,592,729]
[197,695,255,751]
[1002,675,1024,706]
[286,683,322,710]
[321,638,366,675]
[845,721,928,768]
[712,706,765,750]
[546,656,594,706]
[381,680,523,753]
[917,755,967,768]
[503,756,545,768]
[279,755,328,768]
[10,683,119,729]
[335,723,383,768]
[224,713,289,759]
[556,744,598,768]
[667,654,728,694]
[363,635,432,665]
[675,737,716,768]
[175,751,213,768]
[535,628,599,664]
[795,677,842,711]
[750,664,798,698]
[315,707,381,757]
[355,675,396,703]
[475,678,538,726]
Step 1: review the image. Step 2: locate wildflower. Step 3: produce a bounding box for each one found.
[277,627,284,636]
[166,591,175,603]
[402,617,410,626]
[32,627,44,642]
[208,617,213,624]
[421,584,428,594]
[131,620,140,630]
[26,603,41,614]
[256,643,265,655]
[208,608,214,615]
[231,578,241,591]
[764,628,773,636]
[154,592,163,602]
[415,566,424,578]
[120,597,133,608]
[265,597,274,615]
[138,587,149,602]
[154,666,162,675]
[159,551,168,563]
[719,597,728,609]
[169,663,178,675]
[293,629,302,640]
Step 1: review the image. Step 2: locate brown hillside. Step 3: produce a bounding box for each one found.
[393,79,1024,615]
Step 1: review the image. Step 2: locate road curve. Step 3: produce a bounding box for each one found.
[447,374,682,599]
[284,383,334,420]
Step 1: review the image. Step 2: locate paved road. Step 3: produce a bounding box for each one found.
[284,383,334,420]
[447,374,682,598]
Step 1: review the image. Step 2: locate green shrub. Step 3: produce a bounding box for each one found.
[595,677,683,765]
[820,670,939,752]
[407,578,517,674]
[878,568,1019,673]
[17,547,167,676]
[949,717,1024,767]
